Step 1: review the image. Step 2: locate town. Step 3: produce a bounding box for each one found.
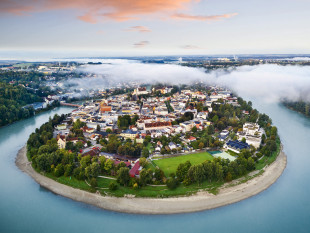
[25,82,279,196]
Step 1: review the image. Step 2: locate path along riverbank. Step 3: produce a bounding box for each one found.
[16,145,287,215]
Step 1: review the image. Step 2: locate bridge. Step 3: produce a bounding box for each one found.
[60,102,81,108]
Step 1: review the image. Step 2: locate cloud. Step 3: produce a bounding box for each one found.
[126,26,151,33]
[0,0,35,16]
[181,45,201,49]
[171,12,238,21]
[96,30,105,35]
[209,65,310,103]
[68,59,206,91]
[133,41,150,48]
[70,60,310,104]
[77,13,97,24]
[0,0,196,22]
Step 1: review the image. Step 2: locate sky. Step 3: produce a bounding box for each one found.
[0,0,310,57]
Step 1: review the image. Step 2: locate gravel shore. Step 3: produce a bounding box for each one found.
[16,145,287,214]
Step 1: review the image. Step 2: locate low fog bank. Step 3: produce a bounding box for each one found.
[67,60,310,103]
[213,65,310,103]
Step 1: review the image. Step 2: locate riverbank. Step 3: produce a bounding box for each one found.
[16,145,287,215]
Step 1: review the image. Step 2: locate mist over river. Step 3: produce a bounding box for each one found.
[0,101,310,233]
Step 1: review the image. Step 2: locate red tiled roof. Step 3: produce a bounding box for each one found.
[144,122,171,128]
[114,160,131,167]
[82,150,97,157]
[57,135,66,140]
[129,161,140,177]
[67,137,78,141]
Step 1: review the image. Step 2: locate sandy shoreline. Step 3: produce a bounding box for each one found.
[16,145,287,214]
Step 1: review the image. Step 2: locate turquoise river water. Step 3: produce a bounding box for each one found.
[0,102,310,233]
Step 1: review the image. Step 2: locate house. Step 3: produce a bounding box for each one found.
[219,130,230,142]
[135,134,144,144]
[82,147,100,157]
[129,161,140,177]
[57,135,66,149]
[56,124,67,130]
[187,136,196,142]
[173,125,184,134]
[114,160,131,168]
[44,97,55,105]
[180,121,194,132]
[197,111,208,120]
[94,131,110,138]
[168,142,177,150]
[67,137,79,144]
[120,129,138,140]
[155,146,161,153]
[82,126,95,133]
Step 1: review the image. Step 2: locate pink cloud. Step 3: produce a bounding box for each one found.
[126,26,151,33]
[171,12,238,21]
[0,0,196,22]
[77,12,97,24]
[133,41,150,48]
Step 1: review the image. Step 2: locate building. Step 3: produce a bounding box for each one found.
[242,122,263,149]
[100,102,112,113]
[120,129,138,140]
[133,87,149,96]
[129,161,140,177]
[143,122,172,130]
[243,123,260,136]
[57,135,66,149]
[224,140,250,154]
[180,121,194,132]
[219,130,230,142]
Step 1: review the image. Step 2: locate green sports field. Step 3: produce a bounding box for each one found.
[153,152,214,177]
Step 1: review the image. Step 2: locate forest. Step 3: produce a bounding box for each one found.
[283,100,310,117]
[0,81,44,126]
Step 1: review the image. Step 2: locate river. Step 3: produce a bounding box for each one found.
[0,103,309,233]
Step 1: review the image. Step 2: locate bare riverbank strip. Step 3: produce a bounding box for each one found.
[16,145,287,214]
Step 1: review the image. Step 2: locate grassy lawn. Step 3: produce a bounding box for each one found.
[41,171,223,198]
[146,143,154,153]
[144,160,156,171]
[97,177,223,197]
[153,152,214,177]
[44,173,92,192]
[255,139,281,170]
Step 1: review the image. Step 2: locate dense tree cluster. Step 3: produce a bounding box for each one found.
[117,115,139,130]
[0,82,44,126]
[27,114,67,158]
[0,71,44,83]
[283,101,310,117]
[99,134,143,157]
[175,153,256,187]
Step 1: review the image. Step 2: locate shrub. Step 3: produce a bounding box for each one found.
[109,182,118,191]
[54,164,64,177]
[90,178,97,188]
[183,177,192,186]
[166,177,178,190]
